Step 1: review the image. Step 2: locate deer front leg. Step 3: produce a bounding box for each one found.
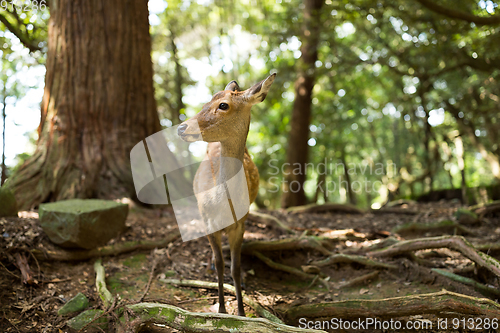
[207,232,226,314]
[227,221,245,316]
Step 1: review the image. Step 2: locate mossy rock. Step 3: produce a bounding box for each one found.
[67,309,107,331]
[455,208,479,225]
[58,292,89,316]
[39,199,128,249]
[0,187,18,217]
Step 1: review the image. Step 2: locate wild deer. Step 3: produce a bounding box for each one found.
[177,73,276,316]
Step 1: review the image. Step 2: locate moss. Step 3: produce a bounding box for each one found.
[123,254,147,268]
[147,307,160,317]
[57,292,89,316]
[184,315,207,326]
[160,307,176,322]
[214,317,246,329]
[40,199,126,213]
[67,309,106,331]
[0,187,18,217]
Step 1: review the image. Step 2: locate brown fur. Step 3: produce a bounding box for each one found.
[178,73,275,316]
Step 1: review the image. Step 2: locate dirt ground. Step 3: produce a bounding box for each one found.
[0,200,499,332]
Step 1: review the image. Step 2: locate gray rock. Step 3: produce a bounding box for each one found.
[39,199,128,249]
[58,292,89,315]
[0,187,18,217]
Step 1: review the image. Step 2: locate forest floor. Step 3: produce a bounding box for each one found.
[1,199,499,332]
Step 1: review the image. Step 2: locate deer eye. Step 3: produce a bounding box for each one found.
[218,103,229,110]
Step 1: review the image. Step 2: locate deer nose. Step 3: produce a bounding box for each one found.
[178,123,188,135]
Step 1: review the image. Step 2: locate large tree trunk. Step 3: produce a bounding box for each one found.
[7,0,161,209]
[281,0,323,208]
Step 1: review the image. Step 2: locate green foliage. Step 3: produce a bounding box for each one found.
[146,0,500,208]
[2,0,499,208]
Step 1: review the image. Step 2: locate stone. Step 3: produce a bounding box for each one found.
[39,199,128,249]
[455,208,479,225]
[0,187,18,217]
[67,309,106,331]
[58,292,89,316]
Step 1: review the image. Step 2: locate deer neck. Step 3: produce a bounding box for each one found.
[217,126,249,186]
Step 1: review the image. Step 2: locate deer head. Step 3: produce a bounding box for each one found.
[178,73,276,143]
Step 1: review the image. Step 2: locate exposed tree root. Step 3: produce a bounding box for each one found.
[94,259,114,308]
[475,242,500,253]
[384,199,417,207]
[159,278,283,324]
[366,235,500,278]
[285,290,500,323]
[470,200,500,214]
[370,207,419,215]
[314,228,367,241]
[253,251,316,280]
[311,253,397,270]
[252,251,330,290]
[31,230,180,261]
[237,237,332,256]
[289,228,367,241]
[248,211,296,234]
[355,237,399,254]
[431,268,500,297]
[81,263,325,332]
[337,270,379,289]
[286,203,364,215]
[123,302,327,333]
[392,220,475,236]
[475,201,500,218]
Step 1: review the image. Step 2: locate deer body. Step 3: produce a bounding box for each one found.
[178,73,276,316]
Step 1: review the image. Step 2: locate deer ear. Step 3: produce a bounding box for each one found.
[225,80,240,92]
[244,73,276,104]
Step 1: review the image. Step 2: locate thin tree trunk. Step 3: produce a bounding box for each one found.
[447,101,500,180]
[281,0,323,208]
[340,147,356,205]
[313,172,326,204]
[170,28,185,125]
[6,0,165,209]
[419,82,434,192]
[454,135,468,205]
[1,85,6,186]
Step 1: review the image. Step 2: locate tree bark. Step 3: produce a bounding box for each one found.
[1,84,6,186]
[281,0,323,208]
[340,147,357,205]
[6,0,163,209]
[170,30,185,125]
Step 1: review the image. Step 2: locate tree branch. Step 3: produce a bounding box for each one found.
[0,12,42,52]
[366,235,500,278]
[415,0,500,26]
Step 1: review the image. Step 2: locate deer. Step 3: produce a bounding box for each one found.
[177,73,276,316]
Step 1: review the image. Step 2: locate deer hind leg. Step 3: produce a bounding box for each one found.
[207,231,226,314]
[227,220,245,316]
